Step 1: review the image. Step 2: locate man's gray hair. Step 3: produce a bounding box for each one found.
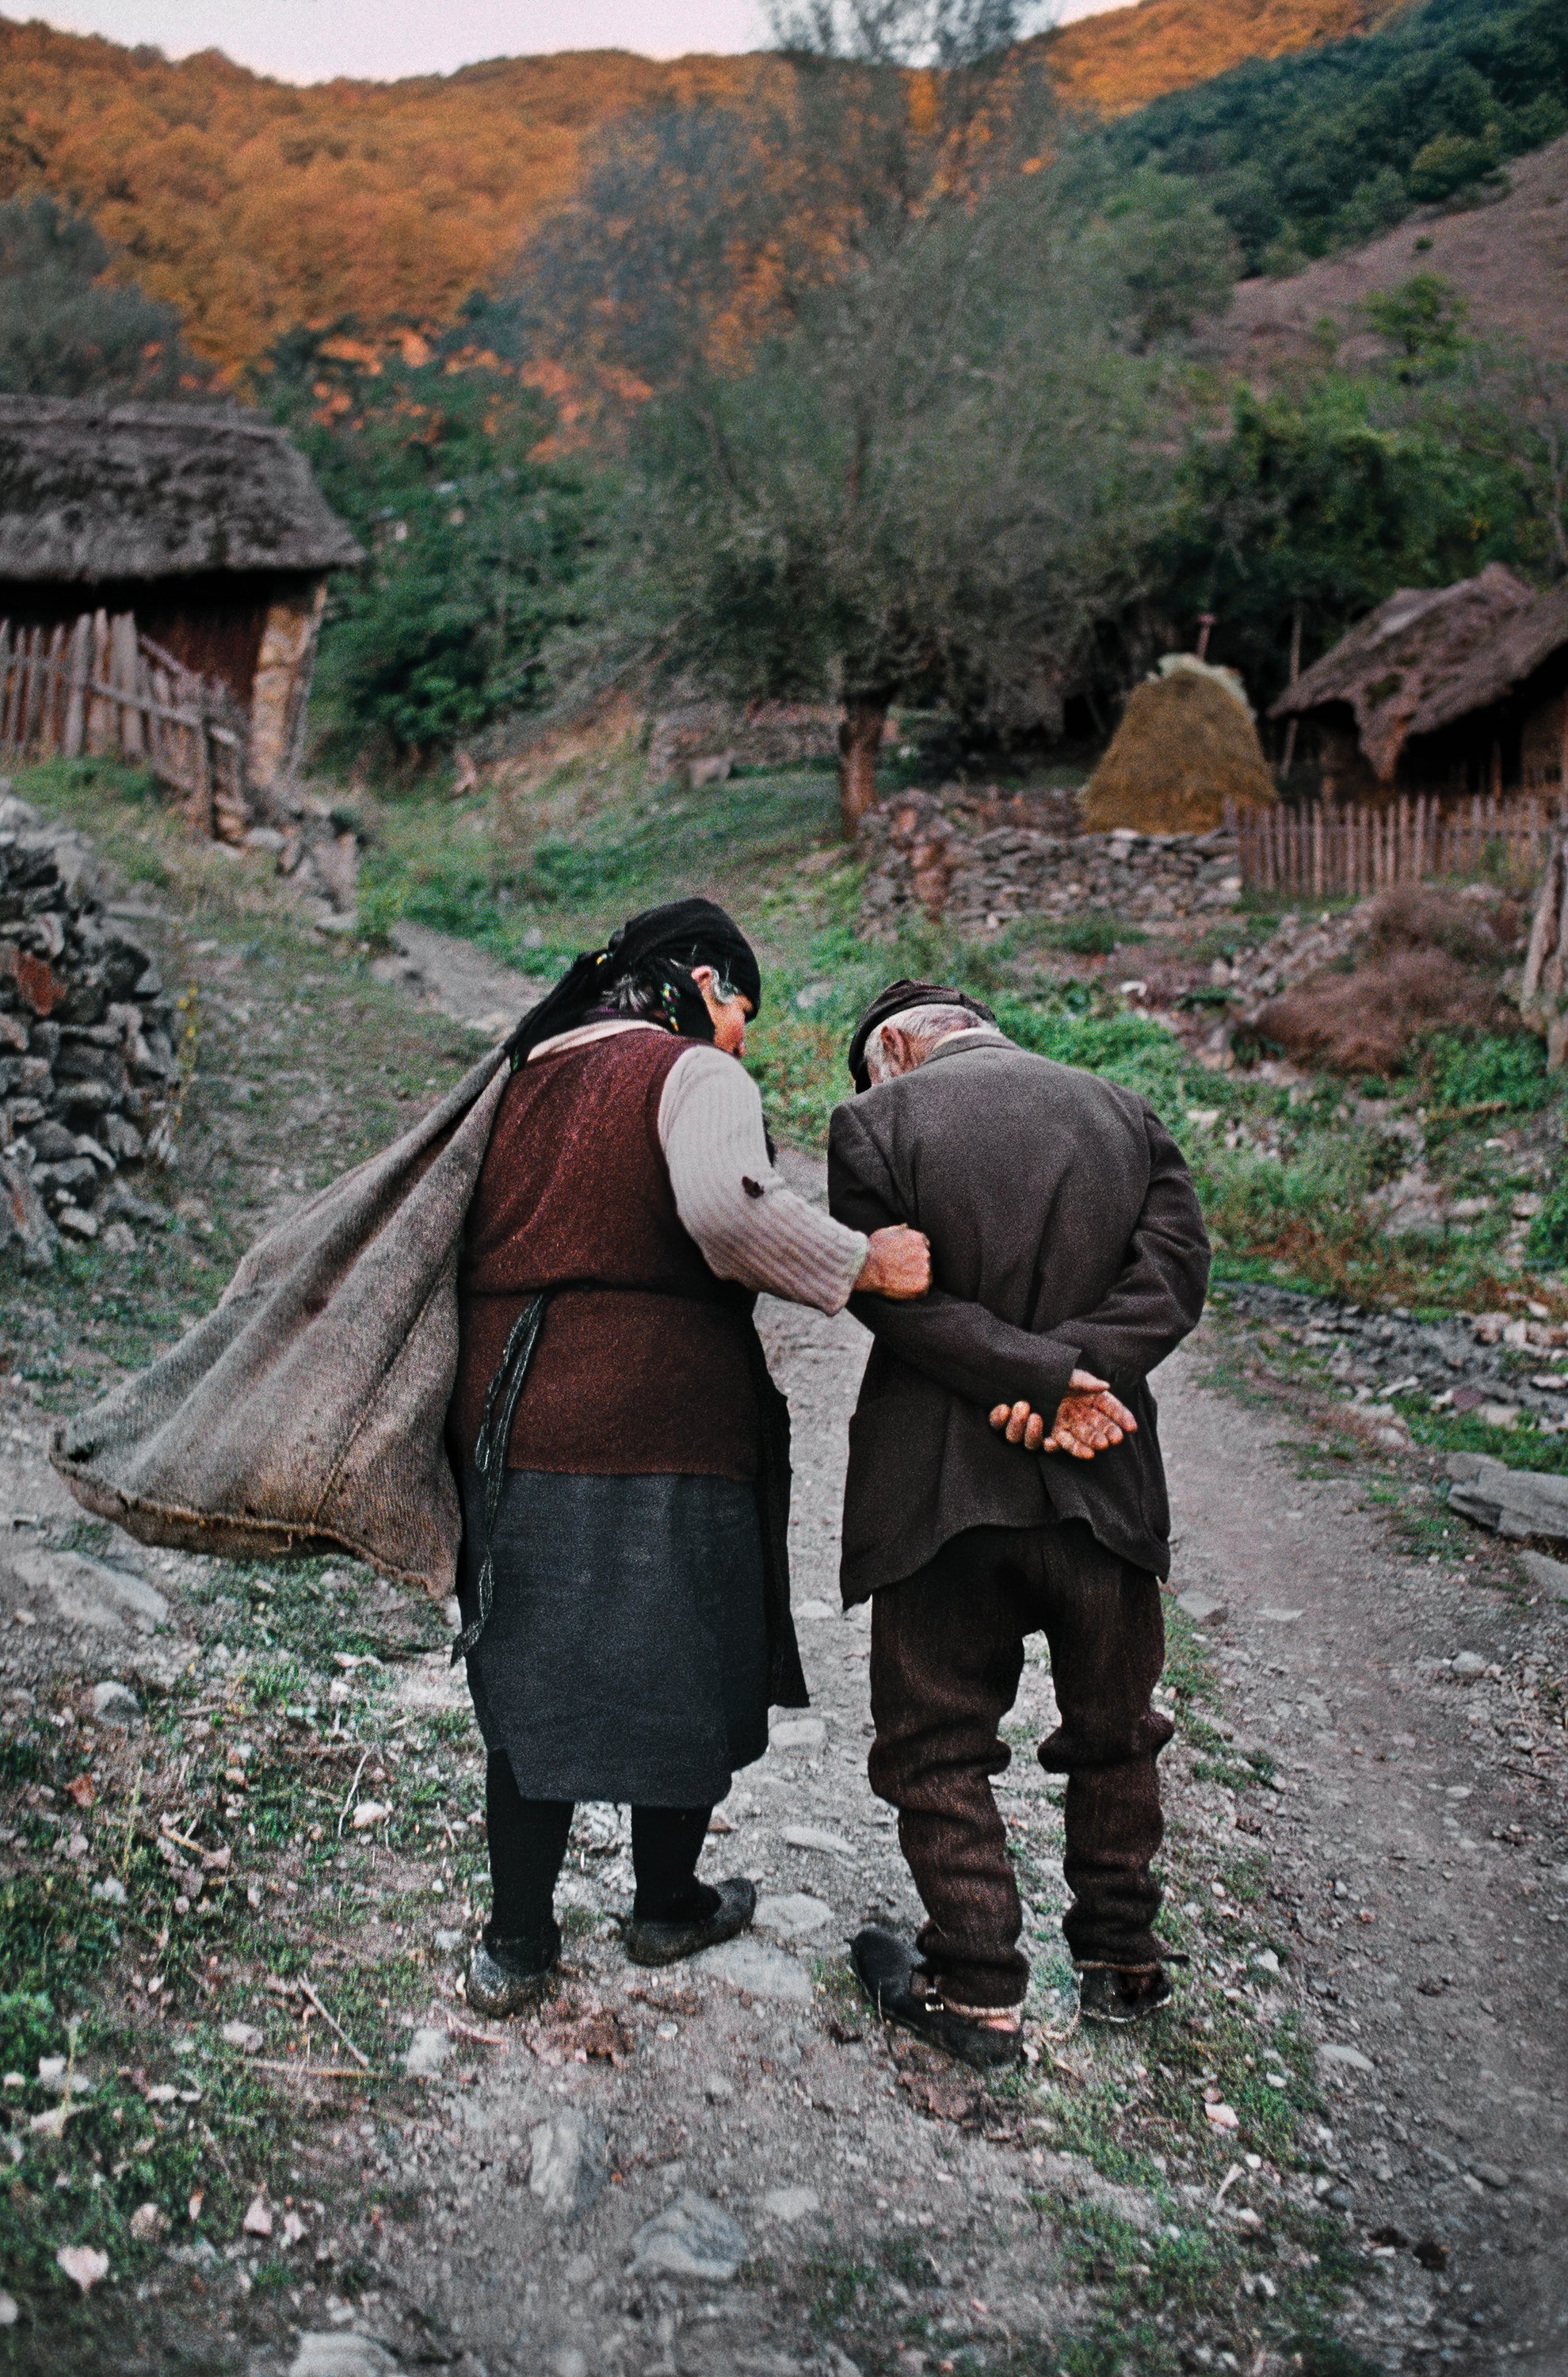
[864,1002,994,1083]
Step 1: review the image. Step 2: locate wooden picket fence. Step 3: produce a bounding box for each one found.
[0,611,249,841]
[1226,792,1555,899]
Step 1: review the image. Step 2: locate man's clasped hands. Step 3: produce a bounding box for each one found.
[988,1372,1136,1461]
[883,1222,1136,1464]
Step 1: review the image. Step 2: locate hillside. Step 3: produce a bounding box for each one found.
[1047,0,1401,116]
[1217,130,1568,367]
[0,2,1400,374]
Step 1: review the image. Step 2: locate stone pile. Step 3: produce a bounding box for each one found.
[1219,906,1365,1023]
[857,788,1243,938]
[1223,1280,1568,1433]
[0,790,175,1265]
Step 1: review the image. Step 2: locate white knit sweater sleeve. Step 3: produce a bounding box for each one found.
[658,1045,868,1314]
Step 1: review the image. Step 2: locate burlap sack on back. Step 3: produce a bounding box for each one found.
[51,1049,509,1598]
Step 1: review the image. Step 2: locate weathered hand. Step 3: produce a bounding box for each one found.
[989,1398,1050,1452]
[988,1372,1137,1462]
[856,1224,932,1300]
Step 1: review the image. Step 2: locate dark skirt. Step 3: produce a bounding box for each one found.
[457,1466,770,1806]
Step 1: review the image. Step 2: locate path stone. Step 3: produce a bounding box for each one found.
[529,2108,606,2220]
[628,2192,749,2283]
[1446,1448,1568,1543]
[755,1894,833,1941]
[90,1680,141,1724]
[1519,1549,1568,1602]
[288,2337,400,2377]
[760,2185,821,2222]
[783,1825,856,1859]
[402,2027,448,2078]
[7,1546,167,1635]
[696,1937,815,2002]
[770,1718,826,1751]
[1175,1588,1227,1624]
[1318,2044,1375,2074]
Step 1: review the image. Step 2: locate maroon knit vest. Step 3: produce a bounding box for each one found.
[451,1028,759,1478]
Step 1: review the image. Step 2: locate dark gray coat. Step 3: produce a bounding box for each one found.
[826,1033,1211,1601]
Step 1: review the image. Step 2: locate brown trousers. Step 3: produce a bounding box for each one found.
[868,1519,1174,2009]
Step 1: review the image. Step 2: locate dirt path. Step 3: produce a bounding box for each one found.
[1160,1333,1568,2375]
[5,861,1565,2375]
[248,1240,1566,2374]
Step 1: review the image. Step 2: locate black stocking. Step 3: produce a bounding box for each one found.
[631,1805,718,1923]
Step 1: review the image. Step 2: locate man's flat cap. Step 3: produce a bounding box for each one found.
[846,979,997,1092]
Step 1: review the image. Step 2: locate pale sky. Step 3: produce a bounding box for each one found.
[18,1,1121,84]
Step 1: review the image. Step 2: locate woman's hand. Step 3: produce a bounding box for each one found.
[856,1225,932,1300]
[990,1372,1137,1460]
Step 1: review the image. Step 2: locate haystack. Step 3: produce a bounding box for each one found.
[1082,663,1276,834]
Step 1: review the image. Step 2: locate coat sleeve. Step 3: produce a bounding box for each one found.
[827,1097,1208,1414]
[828,1097,1082,1415]
[1061,1107,1211,1391]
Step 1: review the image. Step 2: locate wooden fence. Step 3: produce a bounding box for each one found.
[1227,792,1555,899]
[0,611,250,841]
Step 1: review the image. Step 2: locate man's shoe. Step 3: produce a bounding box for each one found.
[625,1876,757,1967]
[850,1926,1024,2073]
[465,1925,559,2017]
[1078,1963,1173,2024]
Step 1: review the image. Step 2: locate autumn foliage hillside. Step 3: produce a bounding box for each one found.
[1045,0,1402,115]
[0,2,1400,373]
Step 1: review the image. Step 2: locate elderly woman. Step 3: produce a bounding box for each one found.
[450,898,929,2014]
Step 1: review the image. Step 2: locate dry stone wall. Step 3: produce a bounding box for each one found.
[857,788,1244,938]
[0,788,176,1266]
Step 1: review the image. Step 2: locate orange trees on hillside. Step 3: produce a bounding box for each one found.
[0,5,1379,375]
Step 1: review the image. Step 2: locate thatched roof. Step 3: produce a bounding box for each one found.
[0,396,363,584]
[1269,563,1564,781]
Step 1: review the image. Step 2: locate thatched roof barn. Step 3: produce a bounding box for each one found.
[0,396,361,792]
[1272,563,1568,801]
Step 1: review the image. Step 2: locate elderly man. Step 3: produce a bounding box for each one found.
[827,979,1210,2064]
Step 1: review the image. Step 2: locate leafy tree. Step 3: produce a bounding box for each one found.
[609,163,1224,833]
[1154,297,1557,714]
[261,328,601,765]
[0,195,204,397]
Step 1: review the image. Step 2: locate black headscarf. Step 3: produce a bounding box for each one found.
[845,978,997,1093]
[505,897,763,1067]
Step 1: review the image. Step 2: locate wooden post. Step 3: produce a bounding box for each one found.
[0,624,11,753]
[62,615,90,757]
[38,624,64,756]
[109,612,143,761]
[85,611,112,755]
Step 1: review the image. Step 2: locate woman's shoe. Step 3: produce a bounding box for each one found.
[464,1924,560,2017]
[850,1926,1024,2072]
[624,1875,757,1967]
[1077,1963,1173,2024]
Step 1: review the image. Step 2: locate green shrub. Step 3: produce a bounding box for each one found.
[1407,130,1499,203]
[1421,1032,1550,1112]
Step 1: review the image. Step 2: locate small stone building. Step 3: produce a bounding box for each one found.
[1272,563,1568,802]
[0,395,362,793]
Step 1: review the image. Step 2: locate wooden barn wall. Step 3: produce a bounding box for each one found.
[0,570,321,715]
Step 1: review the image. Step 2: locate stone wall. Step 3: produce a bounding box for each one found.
[857,788,1244,938]
[0,790,177,1265]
